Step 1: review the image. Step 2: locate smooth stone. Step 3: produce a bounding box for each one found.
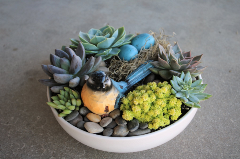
[79,107,91,116]
[65,110,79,121]
[76,121,85,130]
[69,114,83,126]
[103,128,113,136]
[100,117,112,127]
[127,128,151,136]
[144,73,155,84]
[106,120,117,129]
[86,113,101,122]
[84,116,90,122]
[153,80,161,84]
[127,119,139,132]
[112,125,129,137]
[109,109,120,119]
[115,116,127,125]
[139,123,148,129]
[84,122,104,134]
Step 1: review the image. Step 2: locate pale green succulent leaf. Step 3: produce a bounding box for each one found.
[88,28,99,35]
[111,29,119,39]
[111,33,126,47]
[53,101,61,105]
[104,33,110,38]
[170,58,181,70]
[189,94,200,103]
[69,45,77,49]
[184,101,194,107]
[175,92,185,98]
[170,79,182,91]
[96,49,112,56]
[157,57,171,69]
[99,25,109,32]
[82,43,99,51]
[184,72,191,83]
[103,26,113,35]
[192,103,201,108]
[97,37,115,49]
[60,58,70,71]
[191,79,202,87]
[180,71,185,79]
[90,36,106,45]
[176,76,184,85]
[79,31,90,43]
[112,26,125,44]
[87,33,95,40]
[109,48,120,55]
[159,70,173,80]
[124,34,135,42]
[70,39,79,46]
[194,84,207,93]
[117,41,131,47]
[51,96,59,101]
[85,50,99,54]
[169,70,181,77]
[180,97,189,103]
[172,42,182,54]
[194,93,212,101]
[171,88,176,94]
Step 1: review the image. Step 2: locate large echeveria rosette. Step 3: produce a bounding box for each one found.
[39,42,103,93]
[70,25,135,60]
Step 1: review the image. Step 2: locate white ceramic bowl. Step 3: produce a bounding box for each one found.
[47,75,201,153]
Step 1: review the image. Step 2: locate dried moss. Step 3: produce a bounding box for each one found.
[108,29,175,81]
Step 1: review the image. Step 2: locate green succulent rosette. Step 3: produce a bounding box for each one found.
[70,25,135,60]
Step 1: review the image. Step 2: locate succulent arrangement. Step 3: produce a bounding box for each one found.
[150,43,206,80]
[70,25,135,60]
[39,25,211,138]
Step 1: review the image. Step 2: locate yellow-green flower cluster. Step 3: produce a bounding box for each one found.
[120,81,182,130]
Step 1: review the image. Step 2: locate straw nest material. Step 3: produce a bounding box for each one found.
[108,29,175,81]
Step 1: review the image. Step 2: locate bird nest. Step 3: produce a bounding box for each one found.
[108,29,175,81]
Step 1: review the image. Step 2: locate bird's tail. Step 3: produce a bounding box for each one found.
[125,62,154,91]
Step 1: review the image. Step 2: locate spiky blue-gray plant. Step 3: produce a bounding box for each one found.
[70,25,135,60]
[170,72,212,108]
[39,42,104,93]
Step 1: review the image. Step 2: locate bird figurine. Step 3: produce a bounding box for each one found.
[81,62,154,116]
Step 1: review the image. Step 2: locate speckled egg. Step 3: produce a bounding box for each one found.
[131,33,155,51]
[118,44,138,61]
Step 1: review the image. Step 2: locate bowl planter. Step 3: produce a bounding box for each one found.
[46,77,201,153]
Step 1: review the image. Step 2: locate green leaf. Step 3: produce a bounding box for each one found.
[192,103,201,108]
[70,39,79,46]
[188,94,200,103]
[53,101,61,105]
[170,79,182,91]
[99,25,109,32]
[85,50,99,54]
[170,58,181,70]
[149,68,160,74]
[184,71,191,83]
[194,93,212,101]
[171,88,176,94]
[124,34,135,42]
[88,28,99,35]
[159,70,173,80]
[112,27,125,45]
[51,96,59,101]
[194,84,207,92]
[46,102,58,108]
[82,43,99,51]
[184,101,194,107]
[69,45,77,49]
[175,76,184,85]
[180,97,188,103]
[97,37,115,49]
[191,79,202,87]
[172,42,182,54]
[79,31,90,43]
[111,33,126,47]
[90,36,106,45]
[176,92,185,98]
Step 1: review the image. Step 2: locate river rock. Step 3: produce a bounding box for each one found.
[112,125,129,137]
[84,122,104,134]
[76,121,85,130]
[84,116,90,122]
[106,120,117,128]
[69,114,83,126]
[86,113,101,122]
[144,73,155,84]
[139,123,148,129]
[127,119,139,132]
[115,116,127,125]
[79,107,91,116]
[103,128,113,136]
[100,117,112,127]
[65,110,79,121]
[109,109,120,119]
[127,128,151,136]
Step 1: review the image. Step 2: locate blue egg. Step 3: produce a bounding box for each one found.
[118,44,138,61]
[131,33,155,51]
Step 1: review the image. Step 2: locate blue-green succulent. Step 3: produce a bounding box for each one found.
[170,71,212,108]
[70,25,135,60]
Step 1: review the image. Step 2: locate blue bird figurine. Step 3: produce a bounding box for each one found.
[81,62,154,116]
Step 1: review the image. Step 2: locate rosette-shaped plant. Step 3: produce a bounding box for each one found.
[70,25,135,60]
[47,87,81,117]
[170,72,212,108]
[150,43,206,80]
[39,42,103,93]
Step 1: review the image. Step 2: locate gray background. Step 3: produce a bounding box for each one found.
[1,0,239,158]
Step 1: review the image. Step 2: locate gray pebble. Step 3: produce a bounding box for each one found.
[106,120,117,128]
[128,128,151,136]
[84,122,104,134]
[69,114,83,126]
[109,109,120,119]
[127,119,139,132]
[65,110,79,121]
[103,128,113,136]
[115,116,127,125]
[153,80,161,84]
[84,116,90,122]
[144,73,155,84]
[100,117,112,127]
[79,107,91,116]
[76,121,85,130]
[112,125,129,137]
[139,123,148,129]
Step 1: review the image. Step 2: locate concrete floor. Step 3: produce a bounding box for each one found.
[1,0,240,158]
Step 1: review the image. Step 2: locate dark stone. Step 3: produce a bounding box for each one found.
[127,119,139,132]
[103,128,113,136]
[65,110,79,121]
[109,109,120,119]
[100,117,112,127]
[127,128,151,136]
[79,107,91,116]
[69,114,83,126]
[139,123,148,129]
[115,116,127,125]
[106,120,117,128]
[76,121,85,130]
[112,125,129,137]
[84,116,90,122]
[144,73,155,84]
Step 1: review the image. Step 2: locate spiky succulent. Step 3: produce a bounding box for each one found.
[150,43,206,80]
[170,72,212,108]
[70,25,135,60]
[47,87,81,117]
[39,42,104,93]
